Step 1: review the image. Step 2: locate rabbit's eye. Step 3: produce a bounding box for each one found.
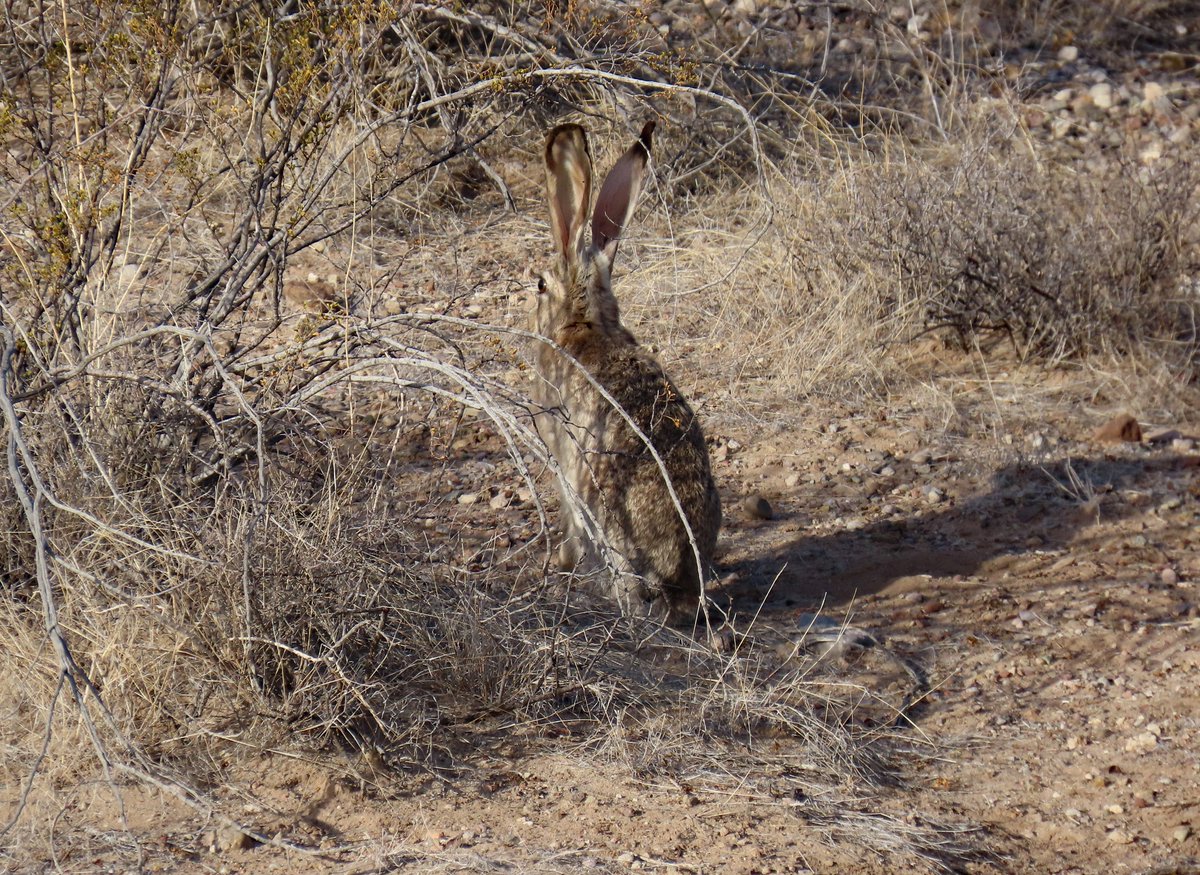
[536,276,547,294]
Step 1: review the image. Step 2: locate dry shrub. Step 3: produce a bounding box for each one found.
[656,103,1199,406]
[849,121,1198,367]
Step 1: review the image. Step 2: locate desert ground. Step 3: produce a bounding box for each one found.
[2,2,1199,873]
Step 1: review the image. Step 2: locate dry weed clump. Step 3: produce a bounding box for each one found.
[697,108,1199,402]
[0,2,921,863]
[850,122,1199,367]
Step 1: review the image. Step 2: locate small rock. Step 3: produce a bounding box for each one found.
[925,487,945,504]
[1106,803,1124,815]
[878,465,896,477]
[1051,117,1073,139]
[1089,82,1115,110]
[284,277,340,313]
[1171,437,1196,452]
[1093,413,1142,443]
[1107,829,1134,845]
[458,492,480,506]
[731,0,757,14]
[784,473,801,488]
[217,827,255,852]
[909,449,933,465]
[1174,825,1192,843]
[489,492,510,511]
[1057,45,1079,62]
[1125,731,1159,753]
[742,494,774,520]
[1162,568,1179,586]
[1143,81,1167,108]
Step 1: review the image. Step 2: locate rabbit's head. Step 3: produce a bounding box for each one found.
[534,122,654,340]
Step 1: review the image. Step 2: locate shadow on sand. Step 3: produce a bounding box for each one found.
[715,450,1198,613]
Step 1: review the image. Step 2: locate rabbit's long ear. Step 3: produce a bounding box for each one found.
[591,121,654,262]
[544,124,592,266]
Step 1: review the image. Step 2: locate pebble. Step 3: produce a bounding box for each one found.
[458,492,480,505]
[1161,568,1179,586]
[1089,82,1115,110]
[1174,826,1192,843]
[1125,731,1159,753]
[1107,829,1134,844]
[217,827,254,852]
[925,487,945,504]
[742,494,774,520]
[1093,413,1142,443]
[1057,45,1079,62]
[785,473,801,488]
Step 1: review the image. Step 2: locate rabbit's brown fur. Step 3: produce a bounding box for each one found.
[530,122,721,621]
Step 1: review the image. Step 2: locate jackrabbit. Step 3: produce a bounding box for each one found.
[530,121,721,623]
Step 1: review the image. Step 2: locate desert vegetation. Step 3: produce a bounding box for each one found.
[2,1,1197,872]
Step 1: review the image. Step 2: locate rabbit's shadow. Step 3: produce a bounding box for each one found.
[713,452,1196,614]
